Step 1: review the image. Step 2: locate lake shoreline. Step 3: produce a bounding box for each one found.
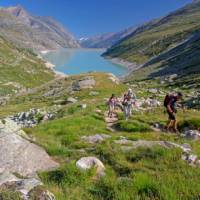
[104,56,140,72]
[39,49,67,78]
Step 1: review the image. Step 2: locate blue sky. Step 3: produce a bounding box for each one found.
[0,0,192,38]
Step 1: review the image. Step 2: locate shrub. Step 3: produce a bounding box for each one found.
[178,118,200,130]
[116,120,150,132]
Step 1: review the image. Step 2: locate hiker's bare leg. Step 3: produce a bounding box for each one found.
[166,120,173,131]
[172,120,178,133]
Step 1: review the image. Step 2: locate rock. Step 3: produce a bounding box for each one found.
[89,91,99,96]
[188,154,198,164]
[29,187,56,200]
[42,113,55,122]
[0,172,55,200]
[136,98,161,108]
[80,104,87,109]
[115,140,192,153]
[16,178,43,196]
[72,77,96,91]
[76,157,105,177]
[0,127,59,176]
[182,153,198,165]
[184,130,200,140]
[82,134,110,144]
[8,108,57,128]
[148,88,158,94]
[95,109,102,114]
[168,74,178,82]
[66,97,78,104]
[0,171,20,185]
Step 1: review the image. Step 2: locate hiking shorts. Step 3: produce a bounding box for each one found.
[167,110,176,120]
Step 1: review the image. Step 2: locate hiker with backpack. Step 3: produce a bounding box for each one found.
[164,92,183,133]
[107,94,118,118]
[123,88,136,120]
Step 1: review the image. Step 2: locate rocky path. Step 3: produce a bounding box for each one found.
[104,111,119,132]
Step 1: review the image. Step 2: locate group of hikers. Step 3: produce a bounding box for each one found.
[107,89,183,133]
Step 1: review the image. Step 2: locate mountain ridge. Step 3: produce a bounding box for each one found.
[79,26,137,48]
[103,0,200,65]
[0,5,80,51]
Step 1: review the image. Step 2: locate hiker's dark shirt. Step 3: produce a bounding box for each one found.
[168,96,178,112]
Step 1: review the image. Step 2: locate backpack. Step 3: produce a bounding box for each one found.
[164,94,170,107]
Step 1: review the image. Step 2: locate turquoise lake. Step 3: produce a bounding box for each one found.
[43,48,128,76]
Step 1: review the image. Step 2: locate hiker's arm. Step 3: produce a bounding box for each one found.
[167,105,173,113]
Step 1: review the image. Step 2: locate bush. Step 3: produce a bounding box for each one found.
[178,118,200,130]
[116,120,150,132]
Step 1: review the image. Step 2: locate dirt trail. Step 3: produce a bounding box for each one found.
[104,111,119,132]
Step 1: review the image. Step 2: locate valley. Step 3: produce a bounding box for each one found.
[0,1,200,200]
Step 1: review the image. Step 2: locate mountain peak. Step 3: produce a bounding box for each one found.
[5,5,29,18]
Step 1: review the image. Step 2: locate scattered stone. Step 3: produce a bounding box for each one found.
[67,97,78,104]
[148,88,159,94]
[82,134,111,144]
[76,157,105,177]
[89,91,99,96]
[182,153,198,165]
[8,108,56,128]
[135,98,161,109]
[95,109,102,114]
[183,129,200,140]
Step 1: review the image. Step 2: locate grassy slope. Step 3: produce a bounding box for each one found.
[1,73,200,200]
[125,31,200,84]
[0,36,54,96]
[103,1,200,64]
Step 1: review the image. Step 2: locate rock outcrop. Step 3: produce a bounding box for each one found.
[0,120,58,177]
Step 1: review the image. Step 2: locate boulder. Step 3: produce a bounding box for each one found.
[0,128,59,176]
[184,130,200,140]
[81,134,110,144]
[76,157,105,177]
[72,77,96,91]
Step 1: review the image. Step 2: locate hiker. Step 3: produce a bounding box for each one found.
[123,88,136,120]
[164,92,183,133]
[107,94,117,118]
